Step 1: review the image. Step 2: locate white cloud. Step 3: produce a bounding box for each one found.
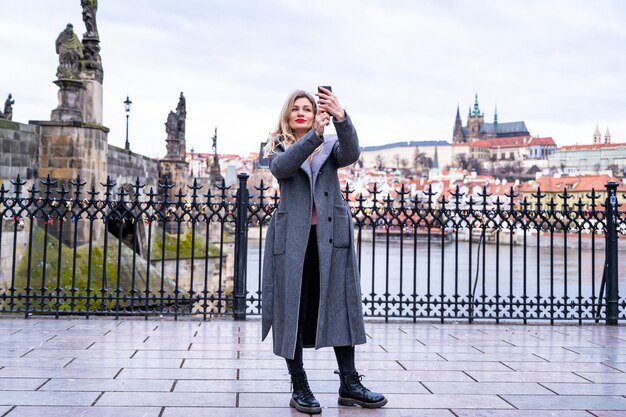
[1,0,625,158]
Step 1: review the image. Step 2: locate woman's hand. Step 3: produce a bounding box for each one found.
[313,108,331,137]
[316,87,345,122]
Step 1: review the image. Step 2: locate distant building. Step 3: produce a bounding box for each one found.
[360,140,451,170]
[549,128,625,176]
[470,136,556,162]
[527,137,558,159]
[518,173,626,208]
[593,125,612,144]
[453,94,529,144]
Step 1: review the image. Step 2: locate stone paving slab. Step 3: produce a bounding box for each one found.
[542,382,626,395]
[117,368,236,380]
[503,394,626,410]
[0,366,121,379]
[40,378,174,392]
[22,348,137,359]
[0,357,71,367]
[465,370,590,383]
[68,358,184,368]
[501,361,620,373]
[0,391,99,406]
[423,381,553,395]
[452,411,594,417]
[575,372,626,384]
[0,317,625,415]
[96,391,235,407]
[396,360,512,371]
[0,379,47,391]
[134,349,238,359]
[5,406,161,417]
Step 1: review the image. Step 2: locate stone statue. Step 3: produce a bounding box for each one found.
[175,92,186,137]
[165,111,177,141]
[3,94,14,120]
[209,127,223,187]
[81,0,98,38]
[55,24,84,79]
[164,94,188,160]
[211,127,218,155]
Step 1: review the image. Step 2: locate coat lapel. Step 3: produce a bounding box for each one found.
[310,137,337,188]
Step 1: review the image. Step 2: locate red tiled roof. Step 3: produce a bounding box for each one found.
[559,142,626,151]
[518,174,625,193]
[528,137,556,146]
[483,136,532,148]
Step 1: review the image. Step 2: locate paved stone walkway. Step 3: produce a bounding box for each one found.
[0,317,625,416]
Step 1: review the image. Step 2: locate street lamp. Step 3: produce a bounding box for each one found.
[124,96,132,151]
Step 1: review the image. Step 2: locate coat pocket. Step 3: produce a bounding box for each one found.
[273,211,287,255]
[332,204,351,248]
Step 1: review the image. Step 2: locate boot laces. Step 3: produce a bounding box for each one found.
[350,373,369,395]
[301,383,314,397]
[293,373,314,397]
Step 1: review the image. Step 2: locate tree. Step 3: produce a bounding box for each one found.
[456,153,482,173]
[607,164,621,176]
[413,148,432,175]
[375,154,385,171]
[456,153,469,169]
[393,154,401,169]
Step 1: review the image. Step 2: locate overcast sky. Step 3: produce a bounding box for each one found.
[1,0,625,158]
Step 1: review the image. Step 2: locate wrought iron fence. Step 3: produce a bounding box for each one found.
[0,173,624,323]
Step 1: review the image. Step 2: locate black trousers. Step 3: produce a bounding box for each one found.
[286,226,356,375]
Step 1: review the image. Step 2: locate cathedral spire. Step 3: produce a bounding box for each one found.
[494,105,498,124]
[453,105,464,143]
[472,93,481,116]
[593,124,601,144]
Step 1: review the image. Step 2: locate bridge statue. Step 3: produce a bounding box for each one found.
[55,23,83,79]
[81,0,99,38]
[3,94,14,120]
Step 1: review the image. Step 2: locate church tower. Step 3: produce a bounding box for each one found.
[593,125,601,144]
[453,105,465,143]
[605,127,611,144]
[466,94,484,140]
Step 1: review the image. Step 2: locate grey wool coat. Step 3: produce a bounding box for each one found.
[261,113,367,359]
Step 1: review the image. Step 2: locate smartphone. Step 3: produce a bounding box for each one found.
[318,86,332,93]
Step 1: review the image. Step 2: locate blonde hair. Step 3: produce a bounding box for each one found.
[264,90,317,157]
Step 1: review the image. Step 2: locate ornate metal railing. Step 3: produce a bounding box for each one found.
[0,173,624,323]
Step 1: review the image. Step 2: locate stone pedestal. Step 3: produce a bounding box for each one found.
[80,36,103,125]
[80,74,103,124]
[209,155,224,188]
[51,79,85,122]
[158,160,190,234]
[32,121,109,245]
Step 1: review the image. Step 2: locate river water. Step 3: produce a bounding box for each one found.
[245,238,625,301]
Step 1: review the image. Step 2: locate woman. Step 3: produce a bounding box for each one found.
[262,88,387,413]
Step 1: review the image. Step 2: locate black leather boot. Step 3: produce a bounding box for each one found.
[335,370,387,408]
[290,371,321,414]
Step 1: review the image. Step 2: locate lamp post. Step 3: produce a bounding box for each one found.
[124,96,132,151]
